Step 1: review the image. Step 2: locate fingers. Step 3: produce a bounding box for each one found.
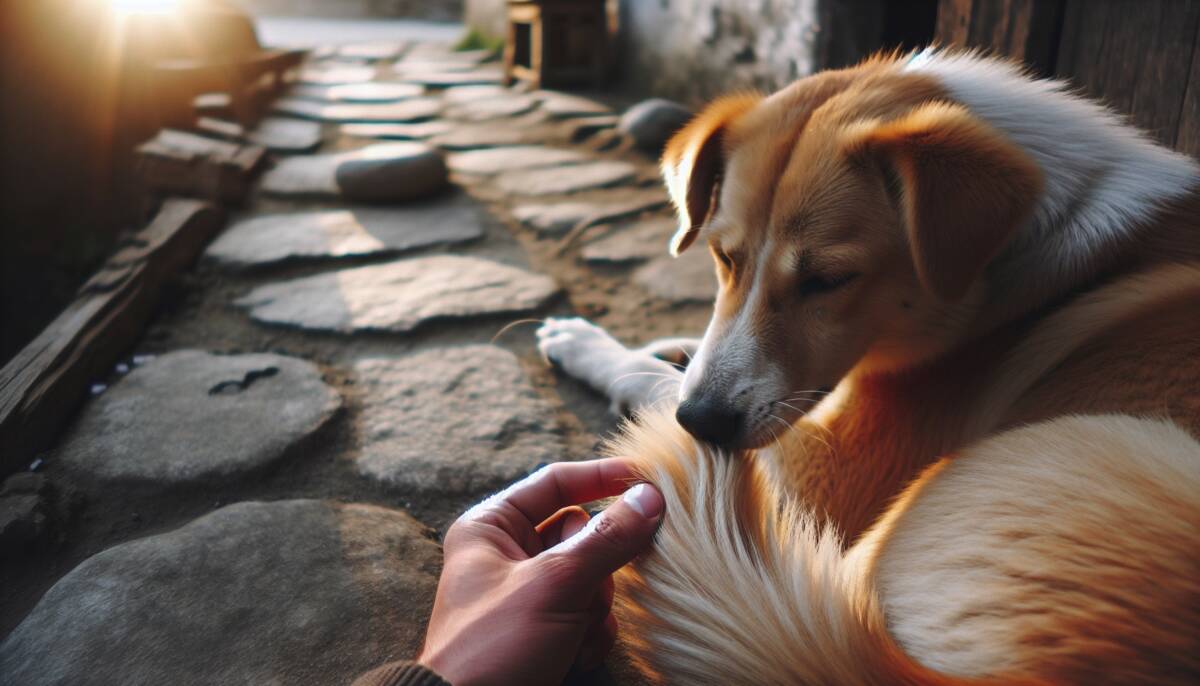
[502,458,640,527]
[536,506,590,549]
[543,482,665,586]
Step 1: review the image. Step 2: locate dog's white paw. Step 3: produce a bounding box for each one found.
[536,317,682,414]
[536,317,628,380]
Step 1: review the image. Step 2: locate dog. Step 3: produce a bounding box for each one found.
[537,49,1200,684]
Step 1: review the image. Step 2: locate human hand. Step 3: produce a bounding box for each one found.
[418,458,665,686]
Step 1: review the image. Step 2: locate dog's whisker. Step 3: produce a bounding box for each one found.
[769,412,833,455]
[772,400,810,415]
[648,376,682,402]
[785,389,832,398]
[607,370,680,394]
[763,419,783,457]
[491,318,547,344]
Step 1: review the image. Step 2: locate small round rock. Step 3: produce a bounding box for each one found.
[335,142,449,202]
[619,98,694,155]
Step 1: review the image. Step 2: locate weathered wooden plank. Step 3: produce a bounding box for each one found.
[935,0,1063,74]
[0,199,222,476]
[1057,0,1200,149]
[136,129,266,203]
[1176,38,1200,156]
[936,0,975,47]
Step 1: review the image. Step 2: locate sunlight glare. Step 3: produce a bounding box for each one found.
[109,0,182,16]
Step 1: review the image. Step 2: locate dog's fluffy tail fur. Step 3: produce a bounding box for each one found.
[607,409,1200,685]
[606,407,953,685]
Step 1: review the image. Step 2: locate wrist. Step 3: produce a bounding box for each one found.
[417,646,468,686]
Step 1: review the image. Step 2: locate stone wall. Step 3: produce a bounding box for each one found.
[235,0,462,21]
[618,0,920,104]
[464,0,935,106]
[464,0,506,39]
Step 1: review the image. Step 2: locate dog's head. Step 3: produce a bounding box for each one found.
[663,61,1043,449]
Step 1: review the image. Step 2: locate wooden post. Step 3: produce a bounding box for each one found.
[531,10,546,89]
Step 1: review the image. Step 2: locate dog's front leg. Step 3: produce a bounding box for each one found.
[536,317,687,415]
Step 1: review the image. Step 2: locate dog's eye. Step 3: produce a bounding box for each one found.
[712,246,734,271]
[798,272,858,297]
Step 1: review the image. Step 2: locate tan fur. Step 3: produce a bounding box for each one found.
[611,51,1200,684]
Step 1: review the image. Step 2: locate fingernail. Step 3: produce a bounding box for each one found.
[622,483,664,520]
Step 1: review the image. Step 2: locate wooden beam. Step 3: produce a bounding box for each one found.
[935,0,1064,75]
[1176,38,1200,157]
[0,199,222,476]
[136,129,266,204]
[1057,0,1200,151]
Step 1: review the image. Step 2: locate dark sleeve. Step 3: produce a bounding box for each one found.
[351,660,452,686]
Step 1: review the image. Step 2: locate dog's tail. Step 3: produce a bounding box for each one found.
[606,407,1053,686]
[605,407,944,685]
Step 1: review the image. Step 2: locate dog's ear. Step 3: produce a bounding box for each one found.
[846,102,1043,300]
[661,93,762,256]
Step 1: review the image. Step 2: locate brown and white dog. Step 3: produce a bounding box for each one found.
[537,49,1200,684]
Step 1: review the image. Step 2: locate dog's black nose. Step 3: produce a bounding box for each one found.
[676,397,743,447]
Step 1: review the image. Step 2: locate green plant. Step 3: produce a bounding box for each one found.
[455,27,504,54]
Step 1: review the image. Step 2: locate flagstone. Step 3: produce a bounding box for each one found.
[291,82,426,103]
[355,346,566,494]
[235,255,560,334]
[273,97,441,123]
[53,351,341,489]
[205,194,485,270]
[491,160,637,196]
[446,146,591,175]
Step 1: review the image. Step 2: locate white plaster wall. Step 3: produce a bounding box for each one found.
[618,0,822,102]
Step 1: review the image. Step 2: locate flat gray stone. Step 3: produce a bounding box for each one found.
[54,351,341,488]
[259,142,449,202]
[635,249,718,303]
[443,95,539,122]
[392,61,481,76]
[299,65,377,84]
[205,195,485,270]
[492,160,637,196]
[537,91,612,118]
[197,117,315,152]
[427,124,546,150]
[511,189,669,235]
[337,41,406,61]
[356,346,565,493]
[0,500,440,686]
[236,255,560,334]
[246,117,323,153]
[583,217,677,264]
[563,115,620,143]
[446,146,591,175]
[403,45,491,64]
[441,85,511,105]
[273,96,441,123]
[619,98,693,154]
[291,82,426,103]
[402,68,505,88]
[341,121,454,140]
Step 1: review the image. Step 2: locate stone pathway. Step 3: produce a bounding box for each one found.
[1,37,707,685]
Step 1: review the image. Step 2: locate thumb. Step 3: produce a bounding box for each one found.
[544,483,665,586]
